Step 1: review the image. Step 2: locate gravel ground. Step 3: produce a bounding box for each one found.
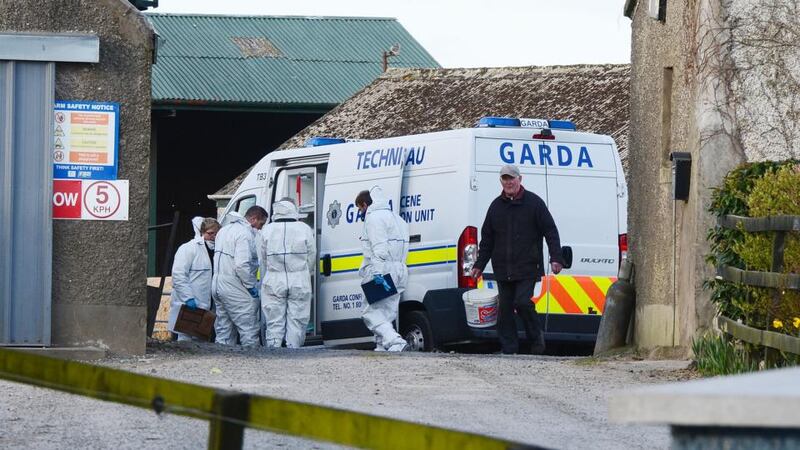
[0,342,694,450]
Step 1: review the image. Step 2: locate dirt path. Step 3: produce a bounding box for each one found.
[0,342,693,449]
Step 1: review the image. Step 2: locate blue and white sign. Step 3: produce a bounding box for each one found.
[475,138,616,173]
[519,118,549,128]
[53,101,119,180]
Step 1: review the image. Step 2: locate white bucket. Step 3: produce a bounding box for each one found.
[462,289,499,328]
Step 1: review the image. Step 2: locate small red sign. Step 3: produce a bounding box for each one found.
[53,180,82,219]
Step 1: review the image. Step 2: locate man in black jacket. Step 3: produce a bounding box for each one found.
[470,164,564,354]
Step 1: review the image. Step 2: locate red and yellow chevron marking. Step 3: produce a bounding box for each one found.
[532,275,616,315]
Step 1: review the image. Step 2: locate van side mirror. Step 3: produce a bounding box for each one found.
[561,246,573,269]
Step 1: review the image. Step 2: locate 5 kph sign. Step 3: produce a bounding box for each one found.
[53,180,129,221]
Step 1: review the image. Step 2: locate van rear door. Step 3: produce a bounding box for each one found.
[318,142,405,346]
[269,165,325,339]
[543,139,619,336]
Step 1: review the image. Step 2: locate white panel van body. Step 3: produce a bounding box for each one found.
[223,119,627,351]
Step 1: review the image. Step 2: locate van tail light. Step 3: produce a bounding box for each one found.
[458,226,478,289]
[618,233,628,268]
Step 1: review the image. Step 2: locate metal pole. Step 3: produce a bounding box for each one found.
[147,210,179,337]
[382,51,388,72]
[672,191,677,347]
[208,391,250,450]
[157,210,181,294]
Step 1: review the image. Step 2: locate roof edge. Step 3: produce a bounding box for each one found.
[146,12,398,21]
[379,63,631,80]
[152,100,335,114]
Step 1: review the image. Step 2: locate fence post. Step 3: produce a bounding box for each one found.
[767,231,786,365]
[208,391,250,450]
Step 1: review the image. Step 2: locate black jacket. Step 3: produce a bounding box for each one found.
[475,188,563,281]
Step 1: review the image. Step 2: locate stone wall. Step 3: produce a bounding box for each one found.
[627,0,698,350]
[627,0,800,352]
[0,0,153,354]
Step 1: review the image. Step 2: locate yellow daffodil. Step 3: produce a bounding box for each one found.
[793,317,800,329]
[773,319,784,329]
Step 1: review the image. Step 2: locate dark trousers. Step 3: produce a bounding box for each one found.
[496,278,542,354]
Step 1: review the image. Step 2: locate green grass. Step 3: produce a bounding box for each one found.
[692,333,757,377]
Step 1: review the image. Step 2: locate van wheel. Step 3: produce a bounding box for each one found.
[401,310,434,352]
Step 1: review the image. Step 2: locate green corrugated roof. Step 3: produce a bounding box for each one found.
[146,14,440,108]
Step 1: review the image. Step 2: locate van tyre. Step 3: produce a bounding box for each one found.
[401,310,435,352]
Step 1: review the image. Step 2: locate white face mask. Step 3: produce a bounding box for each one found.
[205,240,215,251]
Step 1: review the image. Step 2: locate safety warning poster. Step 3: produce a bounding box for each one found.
[53,100,119,180]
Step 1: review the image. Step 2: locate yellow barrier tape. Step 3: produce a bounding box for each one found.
[0,347,216,418]
[0,348,540,450]
[248,396,520,450]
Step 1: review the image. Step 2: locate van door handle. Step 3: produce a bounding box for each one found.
[561,246,573,269]
[321,254,332,277]
[409,234,421,243]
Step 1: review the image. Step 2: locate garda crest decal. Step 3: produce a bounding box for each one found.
[326,200,342,228]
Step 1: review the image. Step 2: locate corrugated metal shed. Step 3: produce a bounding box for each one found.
[213,64,631,197]
[147,14,440,108]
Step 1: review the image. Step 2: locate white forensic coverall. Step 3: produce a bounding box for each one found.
[259,200,316,348]
[359,186,410,352]
[211,212,261,347]
[168,217,213,341]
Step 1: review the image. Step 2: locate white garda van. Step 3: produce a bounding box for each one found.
[222,117,628,351]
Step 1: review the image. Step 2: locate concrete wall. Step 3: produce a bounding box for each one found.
[0,0,153,354]
[627,0,698,350]
[628,0,800,352]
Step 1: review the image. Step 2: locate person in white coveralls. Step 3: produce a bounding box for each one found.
[258,198,316,348]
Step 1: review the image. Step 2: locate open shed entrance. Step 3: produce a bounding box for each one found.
[149,108,324,275]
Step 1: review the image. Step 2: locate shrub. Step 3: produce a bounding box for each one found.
[706,161,800,369]
[733,165,800,329]
[706,161,788,322]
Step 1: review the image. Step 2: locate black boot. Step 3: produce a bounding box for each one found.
[531,330,546,355]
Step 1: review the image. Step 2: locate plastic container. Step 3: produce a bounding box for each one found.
[462,289,499,328]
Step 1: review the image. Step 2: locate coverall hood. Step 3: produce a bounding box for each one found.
[223,211,248,227]
[368,186,391,213]
[191,216,204,239]
[271,199,300,221]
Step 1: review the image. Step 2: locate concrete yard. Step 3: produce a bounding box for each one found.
[0,342,694,450]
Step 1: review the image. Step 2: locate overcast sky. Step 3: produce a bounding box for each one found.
[151,0,631,68]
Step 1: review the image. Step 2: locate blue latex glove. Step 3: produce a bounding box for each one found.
[247,287,259,298]
[185,298,198,310]
[373,274,391,292]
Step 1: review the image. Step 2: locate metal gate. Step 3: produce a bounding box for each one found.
[0,33,98,345]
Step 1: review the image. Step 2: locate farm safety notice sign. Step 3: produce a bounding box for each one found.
[53,101,119,180]
[53,179,129,221]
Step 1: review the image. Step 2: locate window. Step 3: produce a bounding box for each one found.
[235,195,256,216]
[648,0,666,21]
[272,167,318,229]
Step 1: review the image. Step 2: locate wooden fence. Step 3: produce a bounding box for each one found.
[715,215,800,355]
